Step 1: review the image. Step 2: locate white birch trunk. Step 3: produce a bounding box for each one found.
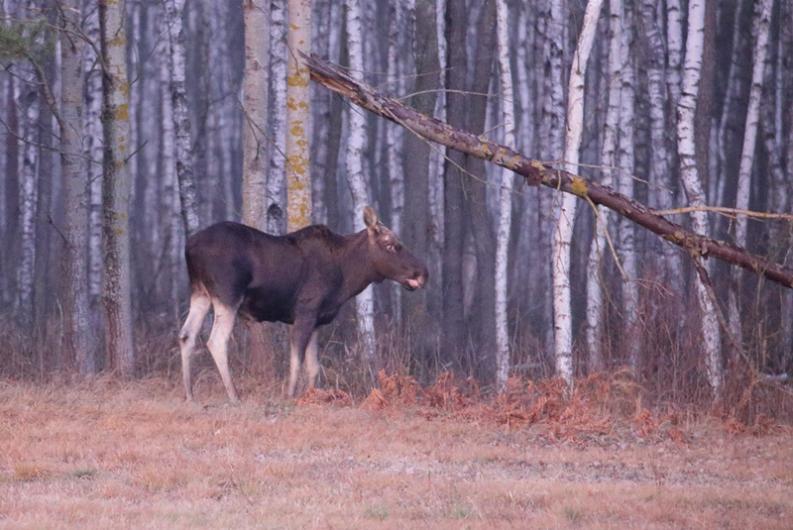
[159,15,181,316]
[100,0,136,376]
[84,1,104,305]
[286,0,312,231]
[16,75,39,325]
[429,0,445,250]
[728,0,773,346]
[665,0,683,107]
[640,0,682,283]
[494,0,520,391]
[241,0,270,230]
[616,6,639,368]
[164,0,200,235]
[345,0,376,365]
[552,0,602,388]
[268,0,287,234]
[586,0,621,371]
[676,0,723,398]
[543,0,566,364]
[386,1,404,320]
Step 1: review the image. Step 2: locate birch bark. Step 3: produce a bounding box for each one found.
[494,0,521,390]
[553,0,603,387]
[676,0,723,397]
[240,0,270,230]
[164,0,200,235]
[344,0,377,365]
[586,0,621,371]
[728,0,773,345]
[616,5,639,368]
[268,0,287,234]
[84,0,104,305]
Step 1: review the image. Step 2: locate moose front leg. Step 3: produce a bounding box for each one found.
[287,318,317,398]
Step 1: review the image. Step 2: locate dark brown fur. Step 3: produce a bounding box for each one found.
[179,208,428,401]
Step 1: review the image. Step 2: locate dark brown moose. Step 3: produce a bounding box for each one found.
[179,207,428,402]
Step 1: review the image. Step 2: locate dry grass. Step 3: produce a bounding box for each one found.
[1,375,792,529]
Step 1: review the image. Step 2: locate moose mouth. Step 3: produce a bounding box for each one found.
[401,276,425,291]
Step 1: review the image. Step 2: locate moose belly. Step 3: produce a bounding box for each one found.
[239,287,296,324]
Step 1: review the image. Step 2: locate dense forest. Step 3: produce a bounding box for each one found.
[1,0,791,407]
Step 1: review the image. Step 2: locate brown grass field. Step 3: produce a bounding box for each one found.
[1,374,792,529]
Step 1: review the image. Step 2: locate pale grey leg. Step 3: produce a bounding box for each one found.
[207,300,240,403]
[179,292,211,401]
[305,331,320,389]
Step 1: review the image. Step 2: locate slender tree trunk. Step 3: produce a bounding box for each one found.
[728,0,773,346]
[164,0,200,235]
[441,0,467,364]
[268,0,287,234]
[100,0,136,377]
[286,0,312,231]
[385,1,404,320]
[554,0,603,388]
[470,0,498,377]
[241,0,270,230]
[159,15,181,320]
[61,0,97,374]
[616,4,639,369]
[344,0,376,367]
[676,0,723,398]
[666,0,683,107]
[16,66,39,327]
[494,0,527,390]
[84,1,104,308]
[401,0,439,366]
[639,0,681,285]
[586,0,621,372]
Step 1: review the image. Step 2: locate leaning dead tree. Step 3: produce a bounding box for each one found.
[301,53,793,291]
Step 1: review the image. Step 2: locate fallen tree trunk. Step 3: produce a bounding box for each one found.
[302,53,793,290]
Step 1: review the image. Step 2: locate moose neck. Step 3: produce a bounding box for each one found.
[339,230,383,300]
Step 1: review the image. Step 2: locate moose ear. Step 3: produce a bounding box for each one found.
[363,206,379,231]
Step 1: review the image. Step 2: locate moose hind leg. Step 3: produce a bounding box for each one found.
[207,301,240,403]
[179,292,211,401]
[305,331,320,390]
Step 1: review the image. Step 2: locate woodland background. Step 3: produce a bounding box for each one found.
[0,0,792,410]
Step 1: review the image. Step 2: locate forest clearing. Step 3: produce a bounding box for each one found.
[1,376,791,529]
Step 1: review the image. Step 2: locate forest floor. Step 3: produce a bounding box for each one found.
[0,375,791,529]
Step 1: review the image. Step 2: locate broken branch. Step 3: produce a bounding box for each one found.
[302,53,793,290]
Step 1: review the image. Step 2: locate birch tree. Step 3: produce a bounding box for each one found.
[639,0,681,283]
[728,0,773,346]
[616,5,639,368]
[84,1,104,306]
[676,0,722,397]
[586,0,621,371]
[267,0,287,234]
[164,0,200,235]
[553,0,602,387]
[494,0,519,390]
[159,13,181,315]
[345,0,376,364]
[241,0,270,230]
[16,60,38,326]
[100,0,136,377]
[286,0,312,231]
[61,0,97,373]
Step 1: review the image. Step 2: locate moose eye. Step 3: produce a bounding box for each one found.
[386,242,401,253]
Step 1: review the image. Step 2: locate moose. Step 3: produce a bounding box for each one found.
[178,207,428,402]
